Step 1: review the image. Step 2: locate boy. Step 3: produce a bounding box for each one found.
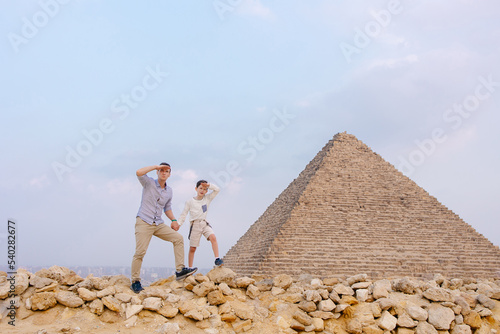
[178,180,223,267]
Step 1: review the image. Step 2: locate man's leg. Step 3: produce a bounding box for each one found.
[131,217,154,282]
[154,223,185,272]
[188,246,197,268]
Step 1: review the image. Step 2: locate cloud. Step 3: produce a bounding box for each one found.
[236,0,273,19]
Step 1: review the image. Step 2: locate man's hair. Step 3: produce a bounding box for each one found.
[159,162,170,167]
[196,180,208,188]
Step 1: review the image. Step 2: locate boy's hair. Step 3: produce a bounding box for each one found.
[196,180,208,188]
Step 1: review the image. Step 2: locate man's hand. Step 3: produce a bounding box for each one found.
[171,221,180,231]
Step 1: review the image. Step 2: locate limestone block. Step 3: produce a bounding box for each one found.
[407,304,428,321]
[347,274,368,286]
[451,324,472,334]
[476,294,495,309]
[114,293,133,303]
[125,304,143,319]
[293,310,313,326]
[55,291,84,308]
[427,304,455,330]
[309,310,335,319]
[363,324,384,334]
[232,319,252,332]
[318,299,336,312]
[463,310,482,329]
[334,283,355,296]
[193,282,216,297]
[208,289,226,306]
[398,312,418,328]
[352,282,372,289]
[30,292,57,311]
[346,318,363,334]
[102,296,122,312]
[378,310,397,331]
[218,283,233,296]
[89,299,104,315]
[158,304,178,318]
[77,287,97,302]
[356,289,369,302]
[206,267,236,285]
[142,286,170,299]
[373,279,391,299]
[143,297,163,311]
[96,286,116,298]
[30,275,56,289]
[299,300,317,312]
[236,277,255,289]
[394,277,420,294]
[311,317,324,331]
[416,321,438,334]
[305,289,322,303]
[423,288,454,302]
[273,274,293,289]
[271,287,285,295]
[156,322,180,334]
[246,284,260,299]
[230,300,254,320]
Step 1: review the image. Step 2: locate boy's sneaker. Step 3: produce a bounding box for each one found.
[131,281,144,293]
[215,258,224,267]
[175,267,197,281]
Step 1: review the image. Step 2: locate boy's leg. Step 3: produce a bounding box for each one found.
[189,246,197,268]
[132,217,155,282]
[208,234,219,258]
[154,223,185,272]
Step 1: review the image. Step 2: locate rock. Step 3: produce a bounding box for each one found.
[398,312,418,328]
[96,286,116,298]
[346,318,363,334]
[407,304,428,321]
[218,282,233,295]
[206,267,236,285]
[55,291,84,308]
[46,266,72,283]
[304,289,322,302]
[352,282,371,289]
[299,300,317,312]
[476,294,495,309]
[89,299,104,315]
[62,273,84,286]
[377,297,397,310]
[125,304,143,319]
[364,324,384,334]
[454,296,471,315]
[347,274,368,286]
[255,279,273,291]
[231,300,254,320]
[318,299,336,312]
[276,315,290,329]
[208,289,226,305]
[273,274,293,289]
[14,270,30,295]
[235,277,255,288]
[334,283,355,296]
[416,321,439,334]
[100,309,121,323]
[77,287,97,301]
[423,287,454,302]
[378,310,397,331]
[142,286,171,299]
[293,310,312,326]
[232,319,252,332]
[463,310,482,329]
[143,297,163,311]
[311,317,324,331]
[30,292,57,311]
[102,296,122,312]
[309,310,336,319]
[30,275,56,289]
[158,304,178,318]
[394,277,419,294]
[156,322,180,334]
[115,292,133,303]
[193,281,216,297]
[323,277,340,286]
[451,324,472,334]
[271,287,285,295]
[246,284,260,299]
[372,279,391,299]
[428,303,455,330]
[356,289,369,302]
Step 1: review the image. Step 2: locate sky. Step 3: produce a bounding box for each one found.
[1,0,499,273]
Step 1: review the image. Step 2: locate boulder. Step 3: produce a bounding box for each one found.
[55,291,84,308]
[206,267,236,285]
[30,292,57,311]
[273,274,293,290]
[427,303,455,330]
[423,287,454,302]
[378,310,397,331]
[143,297,163,311]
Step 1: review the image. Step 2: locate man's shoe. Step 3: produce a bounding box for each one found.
[131,281,144,293]
[175,267,197,280]
[215,258,224,267]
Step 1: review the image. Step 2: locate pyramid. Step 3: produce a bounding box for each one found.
[223,132,500,279]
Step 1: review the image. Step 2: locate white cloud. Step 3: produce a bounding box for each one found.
[236,0,273,19]
[366,54,419,70]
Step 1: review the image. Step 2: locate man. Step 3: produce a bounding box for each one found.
[131,162,197,293]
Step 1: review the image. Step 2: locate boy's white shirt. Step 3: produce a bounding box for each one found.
[178,183,220,227]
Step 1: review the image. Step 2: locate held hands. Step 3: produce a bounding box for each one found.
[171,220,180,231]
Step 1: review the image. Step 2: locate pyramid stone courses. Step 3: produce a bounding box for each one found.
[223,132,500,279]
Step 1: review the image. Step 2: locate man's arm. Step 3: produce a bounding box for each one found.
[165,210,179,231]
[136,165,161,177]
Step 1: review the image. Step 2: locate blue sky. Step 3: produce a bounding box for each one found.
[1,0,499,271]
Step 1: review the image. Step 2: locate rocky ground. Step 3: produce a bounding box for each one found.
[0,266,499,334]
